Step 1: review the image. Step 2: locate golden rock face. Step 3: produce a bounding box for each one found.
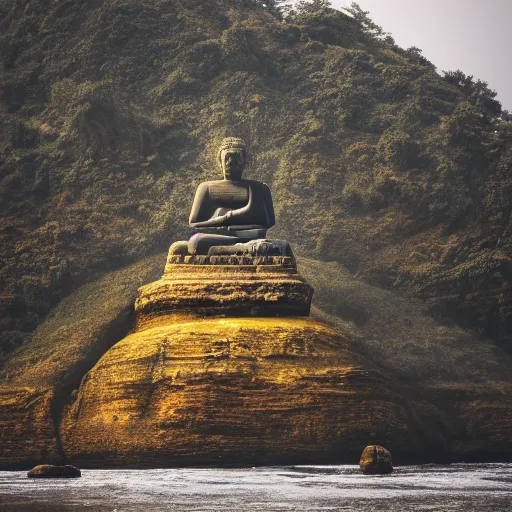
[3,253,512,468]
[59,257,421,466]
[0,387,60,468]
[61,317,416,466]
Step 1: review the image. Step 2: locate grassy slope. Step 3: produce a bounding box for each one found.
[0,0,511,361]
[300,257,510,384]
[0,253,164,387]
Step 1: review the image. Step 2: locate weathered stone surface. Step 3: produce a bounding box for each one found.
[2,254,512,467]
[136,257,313,327]
[57,260,453,466]
[27,464,81,478]
[360,445,393,474]
[0,386,60,468]
[60,317,420,466]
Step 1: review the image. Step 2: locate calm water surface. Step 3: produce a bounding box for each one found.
[1,464,511,511]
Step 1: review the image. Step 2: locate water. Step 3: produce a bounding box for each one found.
[0,464,511,511]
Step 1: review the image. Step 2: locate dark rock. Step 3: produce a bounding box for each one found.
[359,445,393,475]
[27,464,81,478]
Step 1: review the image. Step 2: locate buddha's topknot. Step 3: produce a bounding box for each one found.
[218,137,246,164]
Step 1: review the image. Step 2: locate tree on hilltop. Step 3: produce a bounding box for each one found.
[295,0,332,14]
[280,0,332,19]
[342,2,385,37]
[443,70,502,116]
[404,46,435,68]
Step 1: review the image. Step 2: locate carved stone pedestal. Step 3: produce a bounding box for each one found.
[135,253,313,327]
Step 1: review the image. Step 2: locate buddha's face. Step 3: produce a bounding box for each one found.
[220,149,245,180]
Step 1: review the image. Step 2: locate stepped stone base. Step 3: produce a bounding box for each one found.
[135,252,313,327]
[56,248,424,466]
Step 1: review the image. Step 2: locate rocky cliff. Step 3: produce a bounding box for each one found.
[1,253,510,468]
[59,252,425,466]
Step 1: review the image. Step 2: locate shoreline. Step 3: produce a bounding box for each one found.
[1,451,511,472]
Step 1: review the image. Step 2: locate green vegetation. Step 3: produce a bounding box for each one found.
[0,0,511,361]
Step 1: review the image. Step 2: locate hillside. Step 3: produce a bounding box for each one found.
[1,0,511,362]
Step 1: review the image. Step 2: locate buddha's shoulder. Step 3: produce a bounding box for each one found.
[195,180,222,190]
[240,179,269,189]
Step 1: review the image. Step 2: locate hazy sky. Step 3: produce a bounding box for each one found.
[329,0,512,111]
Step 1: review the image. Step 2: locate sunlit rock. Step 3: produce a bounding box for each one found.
[60,251,419,466]
[360,445,393,475]
[27,464,81,478]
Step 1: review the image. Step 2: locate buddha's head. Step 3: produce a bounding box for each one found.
[218,137,247,180]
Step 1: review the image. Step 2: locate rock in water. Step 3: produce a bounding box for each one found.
[360,445,393,474]
[27,464,81,478]
[60,253,422,466]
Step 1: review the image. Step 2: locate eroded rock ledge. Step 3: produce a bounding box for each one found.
[136,254,313,327]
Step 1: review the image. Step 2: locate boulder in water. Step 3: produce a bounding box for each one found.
[27,464,81,478]
[359,445,393,475]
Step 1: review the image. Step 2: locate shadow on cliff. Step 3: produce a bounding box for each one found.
[299,257,512,462]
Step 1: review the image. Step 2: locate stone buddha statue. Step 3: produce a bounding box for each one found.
[170,137,277,256]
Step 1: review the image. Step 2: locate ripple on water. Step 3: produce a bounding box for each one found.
[0,464,511,512]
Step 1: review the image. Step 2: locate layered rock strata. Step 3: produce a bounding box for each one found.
[3,253,512,468]
[59,252,424,466]
[136,254,313,326]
